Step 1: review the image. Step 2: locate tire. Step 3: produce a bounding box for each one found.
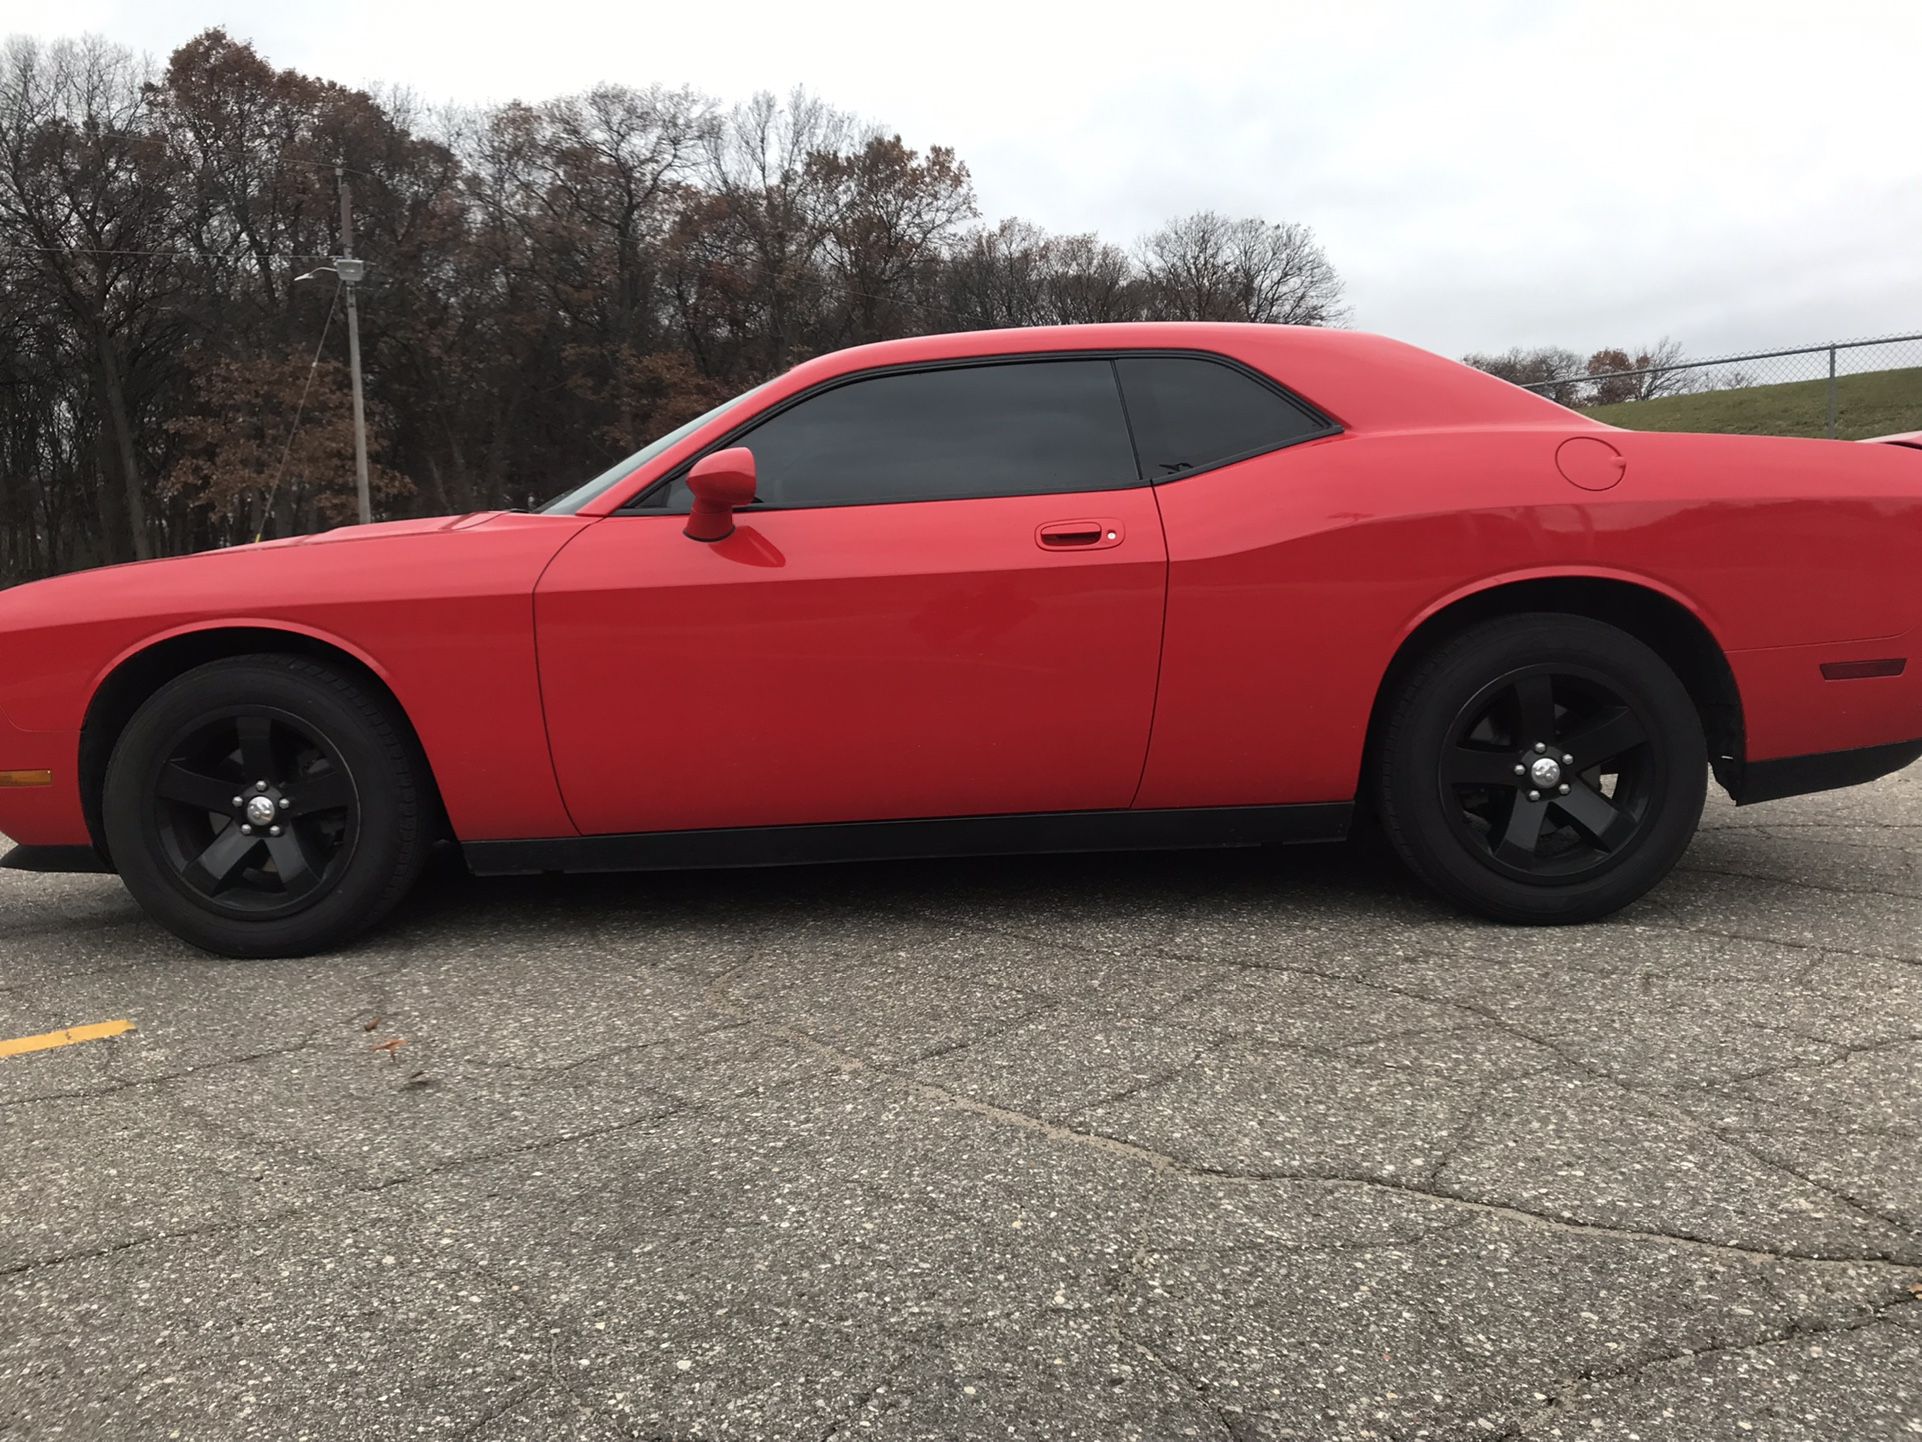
[1374,614,1706,924]
[102,655,431,957]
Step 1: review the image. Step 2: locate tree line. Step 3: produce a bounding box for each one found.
[0,29,1347,583]
[1461,339,1699,407]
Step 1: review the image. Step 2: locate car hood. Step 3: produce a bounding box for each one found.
[0,510,581,632]
[229,511,511,552]
[299,511,511,544]
[2,512,513,591]
[0,508,597,735]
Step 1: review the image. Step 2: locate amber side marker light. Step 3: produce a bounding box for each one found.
[1820,659,1907,681]
[0,768,52,788]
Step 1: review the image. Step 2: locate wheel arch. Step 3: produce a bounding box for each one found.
[1362,572,1745,796]
[79,623,444,860]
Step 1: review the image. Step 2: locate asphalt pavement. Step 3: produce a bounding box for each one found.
[1,775,1918,1440]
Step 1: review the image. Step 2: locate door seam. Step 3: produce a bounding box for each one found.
[528,517,601,837]
[1127,486,1173,810]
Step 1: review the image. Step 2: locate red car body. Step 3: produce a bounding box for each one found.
[2,322,1919,875]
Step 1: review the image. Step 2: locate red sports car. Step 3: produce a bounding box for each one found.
[2,323,1917,956]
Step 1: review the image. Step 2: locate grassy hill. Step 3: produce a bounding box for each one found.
[1583,366,1922,440]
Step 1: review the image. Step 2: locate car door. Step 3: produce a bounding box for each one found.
[533,356,1168,836]
[1113,353,1353,809]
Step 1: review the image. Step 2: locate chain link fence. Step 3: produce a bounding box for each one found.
[1521,333,1922,439]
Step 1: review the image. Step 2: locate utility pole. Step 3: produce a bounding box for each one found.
[336,162,372,525]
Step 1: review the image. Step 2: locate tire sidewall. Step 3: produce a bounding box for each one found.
[1380,616,1708,923]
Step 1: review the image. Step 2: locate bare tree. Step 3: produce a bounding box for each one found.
[811,132,975,343]
[1042,231,1142,323]
[1580,338,1701,404]
[676,88,857,373]
[946,221,1150,329]
[0,28,1359,587]
[1137,211,1345,325]
[945,218,1055,329]
[1462,345,1589,406]
[1629,337,1698,400]
[0,36,180,561]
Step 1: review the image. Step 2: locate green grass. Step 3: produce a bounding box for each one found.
[1582,366,1922,440]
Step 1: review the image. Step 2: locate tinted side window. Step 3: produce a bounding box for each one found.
[727,359,1139,508]
[1116,357,1326,479]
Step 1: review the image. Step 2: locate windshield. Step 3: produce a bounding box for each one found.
[537,381,773,515]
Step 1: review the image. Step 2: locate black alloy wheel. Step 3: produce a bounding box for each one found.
[1375,614,1707,924]
[147,708,358,918]
[1439,665,1658,882]
[104,655,431,957]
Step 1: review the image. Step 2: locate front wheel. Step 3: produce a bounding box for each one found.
[103,655,431,957]
[1374,614,1707,924]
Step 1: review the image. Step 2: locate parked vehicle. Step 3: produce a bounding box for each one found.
[2,323,1917,955]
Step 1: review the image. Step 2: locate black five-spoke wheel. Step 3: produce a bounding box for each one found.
[1440,667,1656,881]
[104,654,431,957]
[1376,613,1707,924]
[151,710,358,916]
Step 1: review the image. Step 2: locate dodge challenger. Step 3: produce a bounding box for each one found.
[1,323,1916,956]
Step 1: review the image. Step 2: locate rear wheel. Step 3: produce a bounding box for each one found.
[1374,614,1706,924]
[103,655,430,956]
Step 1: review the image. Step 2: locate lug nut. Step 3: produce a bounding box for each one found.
[278,797,291,810]
[1513,764,1525,775]
[1527,789,1541,801]
[255,780,268,791]
[231,795,243,807]
[1534,742,1547,753]
[1562,754,1574,765]
[1559,783,1570,794]
[240,823,252,834]
[269,825,282,837]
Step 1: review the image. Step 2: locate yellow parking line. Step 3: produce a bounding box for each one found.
[0,1019,136,1058]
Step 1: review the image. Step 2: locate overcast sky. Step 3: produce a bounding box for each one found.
[9,0,1918,361]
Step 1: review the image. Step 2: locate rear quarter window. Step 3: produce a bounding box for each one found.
[1117,356,1328,479]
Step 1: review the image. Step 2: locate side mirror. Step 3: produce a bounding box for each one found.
[683,447,757,542]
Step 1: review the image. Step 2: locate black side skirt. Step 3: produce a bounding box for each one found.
[464,803,1353,877]
[2,844,115,874]
[1721,737,1922,806]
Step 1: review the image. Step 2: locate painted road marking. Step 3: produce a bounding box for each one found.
[0,1019,136,1059]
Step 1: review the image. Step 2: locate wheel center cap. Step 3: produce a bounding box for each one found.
[244,795,279,826]
[1529,757,1563,788]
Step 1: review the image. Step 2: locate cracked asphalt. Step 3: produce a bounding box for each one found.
[2,774,1919,1441]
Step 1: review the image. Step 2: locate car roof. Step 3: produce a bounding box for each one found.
[575,323,1591,514]
[780,322,1584,432]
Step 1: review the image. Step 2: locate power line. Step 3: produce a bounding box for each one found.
[254,279,342,543]
[6,246,991,327]
[6,245,337,260]
[278,158,379,180]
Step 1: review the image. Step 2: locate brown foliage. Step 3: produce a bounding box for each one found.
[0,30,1348,584]
[164,351,409,537]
